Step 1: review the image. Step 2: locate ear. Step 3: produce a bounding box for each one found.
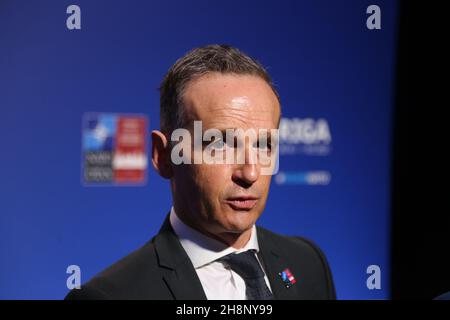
[151,130,173,179]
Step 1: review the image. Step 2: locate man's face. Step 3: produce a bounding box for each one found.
[171,73,280,239]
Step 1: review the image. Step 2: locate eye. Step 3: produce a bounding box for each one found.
[255,141,272,151]
[210,138,226,150]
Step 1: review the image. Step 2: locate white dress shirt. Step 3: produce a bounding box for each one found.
[169,207,272,300]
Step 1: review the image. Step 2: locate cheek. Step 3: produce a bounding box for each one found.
[256,176,272,206]
[260,175,272,192]
[195,165,231,199]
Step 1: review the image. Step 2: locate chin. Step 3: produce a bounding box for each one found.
[223,212,258,233]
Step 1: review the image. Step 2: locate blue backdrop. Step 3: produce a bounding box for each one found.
[0,0,399,299]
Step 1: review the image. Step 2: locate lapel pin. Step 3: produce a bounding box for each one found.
[278,268,297,288]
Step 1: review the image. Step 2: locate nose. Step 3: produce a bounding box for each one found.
[231,145,260,187]
[232,163,260,187]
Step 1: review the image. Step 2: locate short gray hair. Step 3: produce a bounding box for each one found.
[159,44,279,134]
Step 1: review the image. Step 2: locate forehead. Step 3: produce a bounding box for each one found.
[182,73,280,130]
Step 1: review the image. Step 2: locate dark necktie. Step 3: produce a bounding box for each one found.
[218,249,274,300]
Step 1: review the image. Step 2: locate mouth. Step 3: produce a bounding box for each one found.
[224,196,258,211]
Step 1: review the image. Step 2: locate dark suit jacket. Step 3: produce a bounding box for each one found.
[65,214,336,300]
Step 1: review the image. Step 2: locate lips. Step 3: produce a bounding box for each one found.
[225,196,258,210]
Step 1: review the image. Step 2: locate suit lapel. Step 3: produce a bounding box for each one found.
[154,214,207,300]
[154,215,308,300]
[257,227,303,300]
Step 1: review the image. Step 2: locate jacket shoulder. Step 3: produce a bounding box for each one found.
[65,238,170,300]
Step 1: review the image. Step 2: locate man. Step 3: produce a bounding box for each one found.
[66,45,336,300]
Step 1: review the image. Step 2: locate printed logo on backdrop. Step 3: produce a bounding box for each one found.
[275,170,331,186]
[279,117,332,156]
[82,113,148,186]
[276,117,332,186]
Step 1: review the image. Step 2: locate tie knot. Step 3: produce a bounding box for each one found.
[218,249,265,280]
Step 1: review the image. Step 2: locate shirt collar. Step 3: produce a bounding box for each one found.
[169,206,260,269]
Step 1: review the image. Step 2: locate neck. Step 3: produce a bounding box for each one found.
[174,209,253,249]
[209,228,253,249]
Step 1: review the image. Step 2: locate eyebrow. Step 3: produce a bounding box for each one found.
[202,128,273,143]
